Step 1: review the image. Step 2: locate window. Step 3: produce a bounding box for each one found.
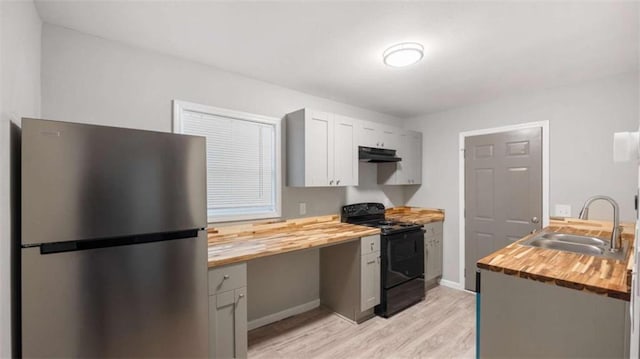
[173,100,281,223]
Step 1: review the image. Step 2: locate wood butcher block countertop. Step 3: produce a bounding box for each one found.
[477,218,636,301]
[207,207,444,268]
[207,215,380,267]
[385,207,445,224]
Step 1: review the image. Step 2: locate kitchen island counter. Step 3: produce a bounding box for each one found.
[477,218,636,300]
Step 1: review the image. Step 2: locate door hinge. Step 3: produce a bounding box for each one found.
[462,148,466,159]
[464,268,466,278]
[464,208,466,219]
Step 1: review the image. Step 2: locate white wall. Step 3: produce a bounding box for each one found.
[0,1,42,356]
[40,24,405,325]
[41,24,405,219]
[405,73,639,287]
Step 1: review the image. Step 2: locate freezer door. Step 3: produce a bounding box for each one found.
[21,232,209,358]
[22,118,206,245]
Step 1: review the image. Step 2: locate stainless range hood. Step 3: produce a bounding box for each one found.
[358,146,402,163]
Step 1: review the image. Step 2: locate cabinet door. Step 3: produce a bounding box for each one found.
[380,126,397,150]
[333,115,358,186]
[360,251,381,311]
[304,111,334,186]
[210,289,247,359]
[210,291,235,359]
[394,131,411,185]
[234,288,248,359]
[425,237,437,282]
[409,131,423,184]
[435,236,443,278]
[358,120,379,148]
[424,237,429,281]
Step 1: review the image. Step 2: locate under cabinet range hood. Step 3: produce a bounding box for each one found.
[359,146,402,163]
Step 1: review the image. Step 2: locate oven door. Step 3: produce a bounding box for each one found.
[383,229,425,288]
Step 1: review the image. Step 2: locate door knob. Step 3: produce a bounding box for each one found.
[531,217,540,224]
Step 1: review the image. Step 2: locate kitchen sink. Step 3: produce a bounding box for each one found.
[526,238,604,256]
[539,233,608,247]
[521,232,628,260]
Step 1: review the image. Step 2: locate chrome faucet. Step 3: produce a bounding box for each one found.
[578,195,622,252]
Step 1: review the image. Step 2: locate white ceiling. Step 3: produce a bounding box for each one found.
[35,1,639,118]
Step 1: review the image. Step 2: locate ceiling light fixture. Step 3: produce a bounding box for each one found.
[383,42,424,68]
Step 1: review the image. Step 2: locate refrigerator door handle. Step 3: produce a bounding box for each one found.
[39,229,200,254]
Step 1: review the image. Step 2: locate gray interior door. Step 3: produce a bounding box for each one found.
[464,127,542,291]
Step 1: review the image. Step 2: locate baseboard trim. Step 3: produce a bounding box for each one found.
[248,299,320,331]
[439,279,464,291]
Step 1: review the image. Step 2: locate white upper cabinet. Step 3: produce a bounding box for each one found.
[287,109,358,187]
[378,130,422,185]
[358,121,396,150]
[333,115,358,186]
[358,120,379,148]
[380,126,398,150]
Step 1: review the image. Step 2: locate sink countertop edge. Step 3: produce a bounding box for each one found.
[477,218,636,301]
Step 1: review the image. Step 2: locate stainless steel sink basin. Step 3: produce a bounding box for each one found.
[539,233,608,247]
[527,238,604,256]
[521,231,628,260]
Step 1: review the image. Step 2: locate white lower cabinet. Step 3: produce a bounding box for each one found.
[424,222,443,289]
[360,251,381,311]
[209,263,248,359]
[320,235,381,323]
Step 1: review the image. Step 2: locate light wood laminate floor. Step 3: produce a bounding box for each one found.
[248,285,476,359]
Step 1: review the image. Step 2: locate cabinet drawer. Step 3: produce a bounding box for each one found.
[361,235,380,256]
[209,263,247,296]
[424,222,443,237]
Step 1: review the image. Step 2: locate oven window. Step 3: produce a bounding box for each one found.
[385,230,424,288]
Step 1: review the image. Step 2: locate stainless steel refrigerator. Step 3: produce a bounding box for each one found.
[20,118,209,358]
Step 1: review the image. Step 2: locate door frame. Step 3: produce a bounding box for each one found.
[458,120,550,290]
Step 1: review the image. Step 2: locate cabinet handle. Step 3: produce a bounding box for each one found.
[329,180,334,185]
[381,143,384,147]
[370,242,374,251]
[366,260,376,264]
[336,180,340,185]
[223,275,229,279]
[236,293,245,306]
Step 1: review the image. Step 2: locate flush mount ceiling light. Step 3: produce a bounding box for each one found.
[383,42,424,68]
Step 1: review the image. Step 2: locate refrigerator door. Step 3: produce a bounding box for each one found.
[21,118,207,246]
[21,231,209,358]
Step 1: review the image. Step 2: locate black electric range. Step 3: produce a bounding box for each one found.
[342,203,425,318]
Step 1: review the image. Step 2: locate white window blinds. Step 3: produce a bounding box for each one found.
[174,102,281,222]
